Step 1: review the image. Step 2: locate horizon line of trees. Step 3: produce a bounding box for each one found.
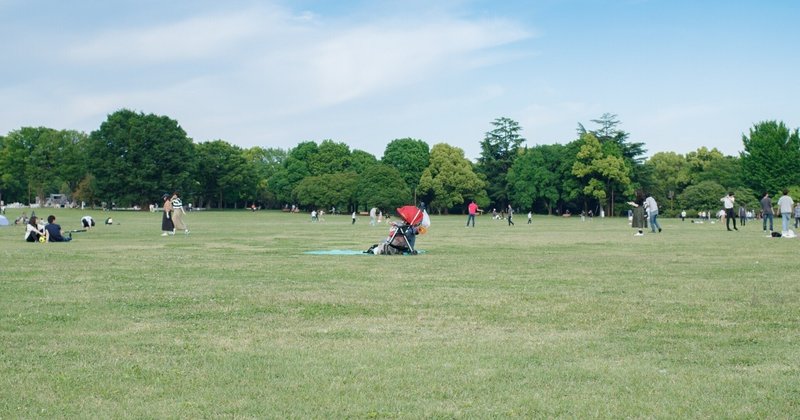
[2,109,799,217]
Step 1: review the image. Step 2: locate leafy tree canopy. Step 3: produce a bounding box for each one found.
[419,143,487,214]
[740,121,800,194]
[382,138,430,192]
[356,164,411,210]
[86,109,196,206]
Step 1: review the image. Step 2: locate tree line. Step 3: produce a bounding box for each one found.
[1,109,799,217]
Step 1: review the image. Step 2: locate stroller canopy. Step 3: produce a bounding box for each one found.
[396,206,423,225]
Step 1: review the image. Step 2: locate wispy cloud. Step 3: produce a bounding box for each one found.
[63,8,277,64]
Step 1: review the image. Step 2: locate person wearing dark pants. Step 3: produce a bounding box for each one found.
[507,205,515,226]
[721,192,737,231]
[466,200,478,227]
[45,215,72,242]
[760,192,774,232]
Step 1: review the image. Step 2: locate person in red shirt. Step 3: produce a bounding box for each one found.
[466,200,479,227]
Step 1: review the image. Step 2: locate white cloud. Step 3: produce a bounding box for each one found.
[3,2,537,154]
[63,8,276,63]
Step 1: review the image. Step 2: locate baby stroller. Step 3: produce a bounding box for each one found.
[366,205,429,255]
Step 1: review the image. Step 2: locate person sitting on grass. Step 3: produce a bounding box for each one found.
[45,215,72,242]
[24,216,45,242]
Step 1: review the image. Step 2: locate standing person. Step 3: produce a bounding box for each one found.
[507,204,515,226]
[369,207,377,226]
[24,216,45,242]
[738,205,747,226]
[466,200,478,227]
[45,215,72,242]
[794,202,800,229]
[171,192,189,235]
[680,209,687,222]
[720,192,737,231]
[644,193,662,233]
[760,192,774,232]
[627,191,647,236]
[777,189,794,233]
[527,211,532,224]
[161,194,174,236]
[351,211,357,224]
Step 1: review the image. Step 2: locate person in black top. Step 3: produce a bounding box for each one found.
[45,215,72,242]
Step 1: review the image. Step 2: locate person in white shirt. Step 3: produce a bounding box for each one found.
[720,192,737,231]
[776,189,794,233]
[81,215,95,229]
[644,193,661,233]
[25,216,45,242]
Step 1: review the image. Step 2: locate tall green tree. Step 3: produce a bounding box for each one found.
[268,141,316,205]
[740,121,800,194]
[73,174,98,208]
[86,109,196,206]
[476,117,525,208]
[572,133,632,217]
[418,144,487,214]
[381,138,430,194]
[350,150,379,175]
[685,147,742,189]
[578,113,646,214]
[308,140,351,176]
[195,140,250,208]
[293,172,358,211]
[0,127,87,205]
[677,180,726,213]
[242,146,286,208]
[35,129,87,200]
[1,128,42,204]
[578,113,646,164]
[356,164,411,210]
[507,144,566,214]
[643,152,691,213]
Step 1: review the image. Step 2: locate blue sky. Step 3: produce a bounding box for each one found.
[2,0,798,160]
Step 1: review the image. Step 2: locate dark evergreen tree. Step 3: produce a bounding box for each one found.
[476,117,525,209]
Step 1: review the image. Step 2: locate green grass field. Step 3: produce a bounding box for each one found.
[1,209,799,418]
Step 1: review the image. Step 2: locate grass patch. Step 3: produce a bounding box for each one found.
[1,209,799,417]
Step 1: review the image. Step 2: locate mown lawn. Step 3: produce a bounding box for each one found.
[1,209,798,418]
